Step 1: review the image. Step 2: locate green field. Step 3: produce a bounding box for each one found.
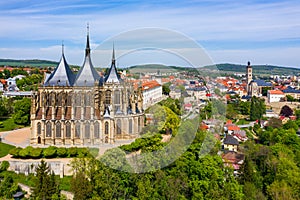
[0,142,15,158]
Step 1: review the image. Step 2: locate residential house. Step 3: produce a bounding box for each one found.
[223,135,239,152]
[222,151,245,175]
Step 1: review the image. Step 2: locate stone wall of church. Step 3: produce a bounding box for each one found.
[31,82,144,146]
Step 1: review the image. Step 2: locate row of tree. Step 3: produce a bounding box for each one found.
[0,97,31,126]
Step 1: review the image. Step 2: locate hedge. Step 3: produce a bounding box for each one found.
[9,146,92,159]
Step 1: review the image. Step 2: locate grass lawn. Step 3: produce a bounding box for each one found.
[236,119,251,125]
[0,118,24,132]
[0,142,15,158]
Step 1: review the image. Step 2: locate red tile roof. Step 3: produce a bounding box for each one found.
[268,90,284,95]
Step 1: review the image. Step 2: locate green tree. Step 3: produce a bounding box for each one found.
[162,83,171,95]
[286,94,295,102]
[31,160,59,200]
[226,103,238,119]
[0,174,19,199]
[12,97,31,125]
[239,101,251,115]
[71,172,92,200]
[250,97,265,121]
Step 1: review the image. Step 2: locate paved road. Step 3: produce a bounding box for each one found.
[238,122,256,128]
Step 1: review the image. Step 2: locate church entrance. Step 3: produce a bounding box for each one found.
[105,136,108,143]
[37,136,41,144]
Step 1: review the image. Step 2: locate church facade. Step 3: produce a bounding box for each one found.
[246,61,272,97]
[30,31,144,146]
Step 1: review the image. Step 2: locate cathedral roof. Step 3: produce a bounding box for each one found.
[74,28,100,87]
[44,46,75,87]
[105,45,121,83]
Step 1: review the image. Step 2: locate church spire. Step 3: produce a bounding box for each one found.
[44,42,75,87]
[74,24,100,87]
[85,23,90,57]
[62,40,64,55]
[105,44,121,83]
[112,42,115,64]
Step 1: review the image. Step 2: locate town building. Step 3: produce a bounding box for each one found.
[30,29,144,146]
[223,135,239,152]
[267,90,285,103]
[142,80,163,109]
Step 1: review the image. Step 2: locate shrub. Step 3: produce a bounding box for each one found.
[68,147,78,157]
[31,148,43,159]
[57,148,67,158]
[43,146,57,158]
[77,148,89,158]
[9,147,22,158]
[19,146,33,159]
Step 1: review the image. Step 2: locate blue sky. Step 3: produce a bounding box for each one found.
[0,0,299,67]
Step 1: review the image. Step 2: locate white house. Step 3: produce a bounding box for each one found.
[267,90,285,103]
[6,77,16,86]
[142,80,163,109]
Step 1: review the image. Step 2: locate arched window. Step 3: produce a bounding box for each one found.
[57,93,62,106]
[75,122,81,138]
[46,122,52,137]
[55,122,61,138]
[85,123,90,139]
[37,122,41,136]
[66,122,71,138]
[114,90,120,104]
[105,122,109,135]
[129,119,132,134]
[67,93,72,106]
[94,121,99,138]
[84,93,91,106]
[75,93,81,106]
[105,90,111,106]
[50,92,55,106]
[117,119,121,135]
[48,93,52,107]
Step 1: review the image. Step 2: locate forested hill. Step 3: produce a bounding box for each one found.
[0,59,58,67]
[0,58,299,75]
[211,63,300,75]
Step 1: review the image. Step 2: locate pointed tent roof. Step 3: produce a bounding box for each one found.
[44,44,75,86]
[105,45,121,83]
[74,25,100,87]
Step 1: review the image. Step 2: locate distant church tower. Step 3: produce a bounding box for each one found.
[246,61,252,94]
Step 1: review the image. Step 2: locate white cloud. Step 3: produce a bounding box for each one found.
[0,1,300,66]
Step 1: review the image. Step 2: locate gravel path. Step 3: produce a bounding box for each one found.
[0,127,30,148]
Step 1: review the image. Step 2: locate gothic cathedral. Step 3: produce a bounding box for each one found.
[30,30,144,146]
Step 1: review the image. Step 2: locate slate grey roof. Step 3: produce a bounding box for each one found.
[105,46,121,83]
[252,80,272,87]
[224,135,239,145]
[74,33,100,87]
[283,88,300,94]
[44,53,75,86]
